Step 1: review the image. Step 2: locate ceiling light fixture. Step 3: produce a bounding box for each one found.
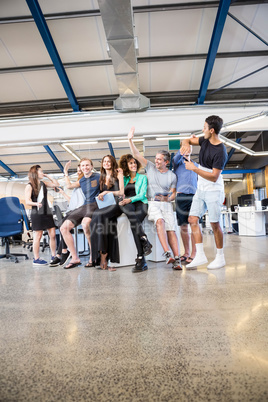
[64,141,98,146]
[110,138,144,144]
[61,144,81,161]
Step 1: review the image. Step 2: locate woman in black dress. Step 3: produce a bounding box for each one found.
[90,155,124,271]
[25,165,59,266]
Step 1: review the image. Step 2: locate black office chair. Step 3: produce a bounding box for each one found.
[53,204,64,228]
[0,197,29,263]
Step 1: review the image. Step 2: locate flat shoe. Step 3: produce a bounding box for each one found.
[64,262,81,269]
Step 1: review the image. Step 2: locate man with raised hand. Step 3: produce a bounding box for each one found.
[180,115,228,270]
[128,127,182,270]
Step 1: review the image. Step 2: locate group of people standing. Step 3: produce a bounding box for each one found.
[25,115,228,272]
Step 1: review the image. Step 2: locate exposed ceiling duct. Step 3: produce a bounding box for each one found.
[97,0,150,112]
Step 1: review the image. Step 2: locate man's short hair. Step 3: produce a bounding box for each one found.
[157,150,171,162]
[205,115,223,135]
[80,157,93,167]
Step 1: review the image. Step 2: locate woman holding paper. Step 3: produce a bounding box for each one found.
[25,165,59,266]
[118,154,152,272]
[90,155,124,271]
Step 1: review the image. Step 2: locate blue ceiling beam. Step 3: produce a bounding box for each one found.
[0,160,18,177]
[197,0,231,105]
[25,0,80,112]
[226,138,242,164]
[43,145,64,173]
[107,142,115,158]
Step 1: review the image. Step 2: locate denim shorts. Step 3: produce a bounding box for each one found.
[189,189,225,223]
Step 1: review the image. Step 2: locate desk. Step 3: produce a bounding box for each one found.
[238,206,266,236]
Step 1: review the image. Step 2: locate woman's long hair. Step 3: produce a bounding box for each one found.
[119,154,141,177]
[99,155,118,190]
[28,165,41,197]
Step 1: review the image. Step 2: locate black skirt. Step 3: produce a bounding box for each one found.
[29,182,56,231]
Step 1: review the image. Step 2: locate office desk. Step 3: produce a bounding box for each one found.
[238,206,266,236]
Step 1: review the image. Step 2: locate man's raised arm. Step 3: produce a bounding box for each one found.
[128,127,148,167]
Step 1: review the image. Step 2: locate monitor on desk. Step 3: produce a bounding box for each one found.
[240,194,255,207]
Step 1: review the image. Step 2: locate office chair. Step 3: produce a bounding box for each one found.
[20,203,33,252]
[53,204,64,227]
[0,197,29,263]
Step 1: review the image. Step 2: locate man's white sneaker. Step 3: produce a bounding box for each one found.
[207,255,225,270]
[186,253,208,269]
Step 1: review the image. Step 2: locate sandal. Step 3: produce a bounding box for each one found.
[64,262,81,269]
[186,257,193,263]
[84,262,94,268]
[180,256,189,263]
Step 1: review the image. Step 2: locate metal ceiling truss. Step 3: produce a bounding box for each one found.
[25,0,80,112]
[0,161,18,177]
[0,88,267,117]
[1,50,267,75]
[43,145,64,172]
[197,0,232,104]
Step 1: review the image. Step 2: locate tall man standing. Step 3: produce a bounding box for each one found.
[180,115,228,270]
[128,127,182,270]
[173,146,198,264]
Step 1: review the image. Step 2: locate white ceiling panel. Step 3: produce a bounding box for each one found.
[66,66,118,96]
[0,0,30,18]
[209,57,268,89]
[139,60,205,92]
[138,9,209,57]
[229,4,268,40]
[227,154,247,162]
[0,23,51,67]
[0,73,38,102]
[219,6,268,53]
[38,0,100,14]
[0,39,16,68]
[0,146,47,156]
[22,70,67,100]
[10,162,59,173]
[47,17,108,63]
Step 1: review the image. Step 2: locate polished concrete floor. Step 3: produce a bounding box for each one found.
[0,233,268,402]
